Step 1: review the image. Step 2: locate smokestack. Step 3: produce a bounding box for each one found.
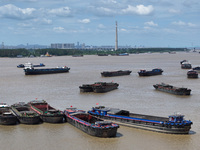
[115,21,118,51]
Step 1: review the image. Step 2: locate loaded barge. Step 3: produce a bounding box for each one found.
[11,102,41,124]
[0,103,18,125]
[24,62,70,75]
[28,100,65,123]
[64,108,119,137]
[88,106,193,134]
[101,70,132,77]
[153,83,191,95]
[79,82,119,93]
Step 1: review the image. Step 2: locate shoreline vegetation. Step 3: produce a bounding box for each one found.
[0,48,188,57]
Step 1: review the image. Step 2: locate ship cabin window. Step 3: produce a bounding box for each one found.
[169,115,184,122]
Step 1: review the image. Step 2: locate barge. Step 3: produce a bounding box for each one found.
[24,62,70,75]
[88,106,193,134]
[153,83,191,95]
[0,103,18,125]
[187,70,198,78]
[11,102,41,124]
[101,70,132,77]
[79,82,119,93]
[181,62,192,69]
[138,68,163,76]
[28,100,65,123]
[64,107,119,137]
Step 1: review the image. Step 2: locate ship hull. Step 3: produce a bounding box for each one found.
[40,115,64,123]
[154,86,191,95]
[24,68,70,75]
[0,116,18,125]
[88,112,191,134]
[66,113,118,137]
[101,70,132,77]
[93,86,118,93]
[18,116,41,124]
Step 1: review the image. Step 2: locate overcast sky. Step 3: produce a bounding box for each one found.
[0,0,199,47]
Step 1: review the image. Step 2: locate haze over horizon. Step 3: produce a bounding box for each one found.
[0,0,199,48]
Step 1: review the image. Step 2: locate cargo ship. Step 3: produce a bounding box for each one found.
[11,102,41,124]
[138,68,163,76]
[79,82,119,93]
[101,70,132,77]
[28,100,65,123]
[153,83,191,95]
[23,62,70,75]
[88,106,193,134]
[64,107,119,137]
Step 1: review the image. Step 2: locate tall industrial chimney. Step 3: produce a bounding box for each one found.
[115,21,118,51]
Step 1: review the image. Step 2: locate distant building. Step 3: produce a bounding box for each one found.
[51,43,75,49]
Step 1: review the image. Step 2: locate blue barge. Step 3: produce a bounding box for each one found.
[88,106,193,134]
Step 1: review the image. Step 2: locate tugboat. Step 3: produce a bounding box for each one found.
[28,100,65,123]
[187,70,198,78]
[11,102,41,124]
[24,62,70,75]
[79,82,119,93]
[181,62,192,69]
[138,68,163,76]
[64,107,119,137]
[88,106,193,134]
[153,83,191,95]
[101,70,132,77]
[0,103,18,125]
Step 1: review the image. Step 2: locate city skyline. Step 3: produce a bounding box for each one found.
[0,0,199,48]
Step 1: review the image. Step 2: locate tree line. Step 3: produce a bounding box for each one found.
[0,48,188,57]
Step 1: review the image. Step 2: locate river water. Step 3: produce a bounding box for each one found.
[0,52,199,150]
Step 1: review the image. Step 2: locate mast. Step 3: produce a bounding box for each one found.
[115,21,118,51]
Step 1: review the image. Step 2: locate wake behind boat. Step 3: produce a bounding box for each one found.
[88,106,193,134]
[23,62,70,75]
[64,107,119,137]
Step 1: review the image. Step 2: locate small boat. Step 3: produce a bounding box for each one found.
[153,83,191,95]
[138,68,163,76]
[117,53,129,56]
[72,55,83,57]
[192,66,200,73]
[79,82,119,93]
[11,102,41,124]
[17,63,45,68]
[88,106,193,134]
[101,70,132,77]
[28,100,65,123]
[98,54,109,56]
[24,62,70,75]
[0,103,18,125]
[17,64,25,68]
[64,107,119,137]
[187,70,198,78]
[181,62,192,69]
